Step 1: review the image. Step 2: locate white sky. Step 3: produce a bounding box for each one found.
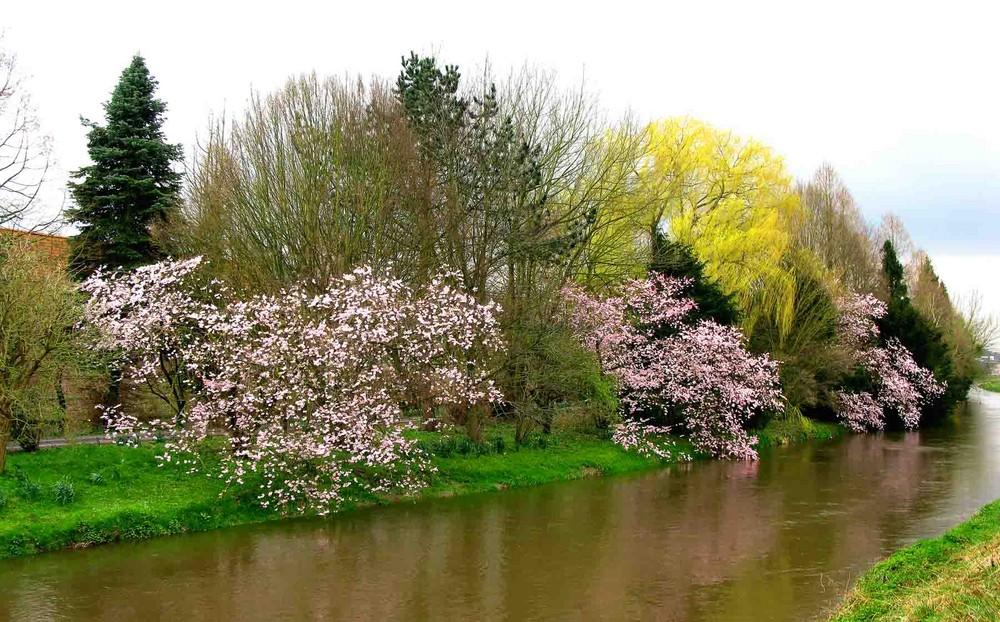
[4,0,999,319]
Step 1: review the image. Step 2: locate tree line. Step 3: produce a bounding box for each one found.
[0,49,993,504]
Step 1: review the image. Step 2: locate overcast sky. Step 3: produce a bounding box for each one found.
[4,0,998,320]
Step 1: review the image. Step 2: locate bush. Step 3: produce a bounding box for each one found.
[490,435,506,455]
[418,432,513,458]
[53,477,76,506]
[500,320,619,442]
[12,467,42,501]
[0,237,84,475]
[519,434,550,450]
[11,394,65,453]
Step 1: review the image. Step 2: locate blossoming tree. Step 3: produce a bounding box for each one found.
[82,260,504,513]
[563,274,783,459]
[834,294,944,431]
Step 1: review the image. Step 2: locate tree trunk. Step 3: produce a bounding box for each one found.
[465,404,484,444]
[0,411,10,475]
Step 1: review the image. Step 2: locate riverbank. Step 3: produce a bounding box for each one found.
[979,377,1000,393]
[0,418,844,561]
[829,499,1000,621]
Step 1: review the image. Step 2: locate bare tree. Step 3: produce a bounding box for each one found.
[0,43,50,230]
[178,74,425,292]
[956,291,1000,351]
[795,164,881,294]
[876,212,915,268]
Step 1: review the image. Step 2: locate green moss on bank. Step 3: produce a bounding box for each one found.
[0,420,843,560]
[829,499,1000,621]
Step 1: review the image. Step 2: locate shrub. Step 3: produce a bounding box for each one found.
[519,434,550,450]
[83,260,505,515]
[564,275,783,459]
[490,435,506,455]
[53,477,76,506]
[0,238,84,474]
[13,468,42,501]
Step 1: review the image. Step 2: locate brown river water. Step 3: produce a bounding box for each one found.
[3,389,1000,621]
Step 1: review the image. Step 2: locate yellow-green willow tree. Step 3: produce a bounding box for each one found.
[597,118,802,337]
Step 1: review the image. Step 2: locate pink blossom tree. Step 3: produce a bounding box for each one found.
[80,256,217,419]
[835,294,944,431]
[564,274,783,460]
[82,261,504,513]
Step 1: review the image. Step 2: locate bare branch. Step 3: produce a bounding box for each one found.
[0,41,51,229]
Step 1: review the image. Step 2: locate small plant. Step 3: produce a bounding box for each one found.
[88,472,105,486]
[418,436,460,458]
[457,438,476,455]
[490,435,506,455]
[0,490,8,511]
[18,478,42,501]
[12,467,42,501]
[106,465,123,481]
[521,434,550,450]
[437,437,457,458]
[54,477,76,506]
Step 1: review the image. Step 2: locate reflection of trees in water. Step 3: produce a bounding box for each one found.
[3,402,999,622]
[0,461,782,621]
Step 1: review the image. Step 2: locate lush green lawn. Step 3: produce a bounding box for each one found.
[979,377,1000,393]
[0,418,843,560]
[830,499,1000,621]
[0,442,272,560]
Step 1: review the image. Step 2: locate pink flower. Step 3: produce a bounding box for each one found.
[834,295,944,430]
[83,260,506,513]
[564,276,782,460]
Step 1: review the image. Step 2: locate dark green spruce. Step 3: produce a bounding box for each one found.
[877,240,969,424]
[649,232,740,327]
[67,54,183,277]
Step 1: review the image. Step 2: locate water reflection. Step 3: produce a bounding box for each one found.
[3,390,1000,621]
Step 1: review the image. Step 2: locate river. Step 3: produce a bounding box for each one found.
[3,389,1000,621]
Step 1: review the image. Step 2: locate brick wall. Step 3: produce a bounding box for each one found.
[0,227,70,268]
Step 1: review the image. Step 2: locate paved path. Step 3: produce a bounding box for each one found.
[6,434,110,454]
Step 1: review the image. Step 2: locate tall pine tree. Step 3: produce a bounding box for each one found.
[879,240,969,423]
[67,55,182,276]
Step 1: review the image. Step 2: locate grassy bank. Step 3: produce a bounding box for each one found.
[830,499,1000,621]
[0,418,843,560]
[755,415,844,448]
[979,377,1000,393]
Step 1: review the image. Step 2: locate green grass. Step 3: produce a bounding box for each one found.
[0,419,845,560]
[755,414,846,448]
[0,442,274,560]
[829,499,1000,621]
[420,433,677,497]
[0,429,670,560]
[979,377,1000,393]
